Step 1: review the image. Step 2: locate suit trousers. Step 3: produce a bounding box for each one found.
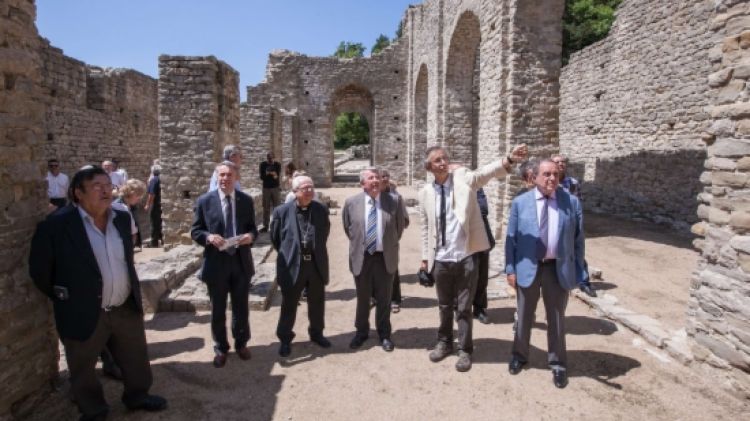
[262,187,281,228]
[61,299,153,418]
[354,252,394,340]
[472,251,489,312]
[433,255,478,353]
[512,261,569,369]
[206,252,251,354]
[149,205,162,246]
[276,260,326,343]
[391,270,402,304]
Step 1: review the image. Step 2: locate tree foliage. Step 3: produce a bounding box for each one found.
[562,0,621,64]
[371,34,391,55]
[333,41,366,58]
[395,20,403,39]
[334,112,369,150]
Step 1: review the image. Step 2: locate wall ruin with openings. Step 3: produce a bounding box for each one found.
[559,0,714,230]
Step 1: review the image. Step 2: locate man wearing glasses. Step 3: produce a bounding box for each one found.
[46,159,69,209]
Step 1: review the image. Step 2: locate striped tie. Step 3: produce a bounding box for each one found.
[366,198,377,254]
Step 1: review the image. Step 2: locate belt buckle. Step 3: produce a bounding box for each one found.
[303,254,312,261]
[104,306,114,312]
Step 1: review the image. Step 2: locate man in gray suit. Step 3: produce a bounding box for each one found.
[505,159,588,388]
[342,167,406,352]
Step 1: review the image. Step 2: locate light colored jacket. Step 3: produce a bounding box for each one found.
[419,161,508,272]
[504,187,587,291]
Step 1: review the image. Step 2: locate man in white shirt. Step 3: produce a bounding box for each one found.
[419,144,527,372]
[46,158,69,209]
[102,160,126,191]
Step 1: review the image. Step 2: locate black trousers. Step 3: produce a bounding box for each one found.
[512,261,569,369]
[276,260,325,343]
[61,299,153,418]
[391,270,402,304]
[472,251,489,312]
[432,255,478,353]
[354,252,394,340]
[49,197,67,208]
[149,205,162,247]
[206,253,251,354]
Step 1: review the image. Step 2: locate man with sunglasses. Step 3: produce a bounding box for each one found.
[46,158,69,209]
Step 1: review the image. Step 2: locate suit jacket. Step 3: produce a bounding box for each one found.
[419,161,508,272]
[29,205,143,341]
[342,191,405,276]
[270,200,330,289]
[191,189,258,281]
[504,187,587,291]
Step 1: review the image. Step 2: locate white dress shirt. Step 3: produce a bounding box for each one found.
[434,176,469,262]
[78,206,131,308]
[218,189,236,237]
[364,194,384,252]
[111,201,138,235]
[46,171,69,199]
[109,171,126,189]
[534,188,560,260]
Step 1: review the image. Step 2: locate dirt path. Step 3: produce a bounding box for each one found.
[89,188,744,420]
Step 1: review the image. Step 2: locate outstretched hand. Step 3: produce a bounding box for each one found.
[509,144,528,163]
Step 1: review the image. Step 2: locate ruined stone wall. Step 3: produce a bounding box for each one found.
[40,42,158,186]
[0,0,60,418]
[245,40,408,187]
[560,0,714,230]
[689,0,750,399]
[159,56,240,244]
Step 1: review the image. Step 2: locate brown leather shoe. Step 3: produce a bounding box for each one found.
[213,352,227,368]
[237,347,252,361]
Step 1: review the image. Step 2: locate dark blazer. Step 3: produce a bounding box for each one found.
[270,200,330,289]
[29,205,143,341]
[191,189,258,281]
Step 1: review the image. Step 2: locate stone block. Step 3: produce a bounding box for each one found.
[729,235,750,253]
[712,171,748,187]
[709,207,731,225]
[695,332,750,371]
[730,211,750,231]
[709,138,750,157]
[708,68,734,87]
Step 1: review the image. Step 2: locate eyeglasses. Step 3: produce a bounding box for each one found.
[296,187,314,193]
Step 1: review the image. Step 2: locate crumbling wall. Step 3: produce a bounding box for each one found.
[689,0,750,399]
[560,0,714,230]
[0,0,60,418]
[159,55,240,244]
[40,42,158,186]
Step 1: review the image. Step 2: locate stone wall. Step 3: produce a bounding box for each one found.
[40,42,158,184]
[159,55,241,244]
[689,0,750,399]
[559,0,714,230]
[0,0,60,418]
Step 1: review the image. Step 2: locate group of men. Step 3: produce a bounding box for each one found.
[29,143,589,420]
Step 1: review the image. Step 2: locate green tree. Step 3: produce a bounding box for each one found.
[562,0,621,64]
[333,41,366,58]
[334,112,370,150]
[395,20,403,39]
[371,34,391,55]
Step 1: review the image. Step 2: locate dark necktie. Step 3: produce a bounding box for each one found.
[224,195,235,256]
[440,184,446,247]
[537,196,549,260]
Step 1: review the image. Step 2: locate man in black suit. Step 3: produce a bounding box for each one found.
[473,187,495,324]
[270,175,331,357]
[191,161,258,368]
[29,166,166,421]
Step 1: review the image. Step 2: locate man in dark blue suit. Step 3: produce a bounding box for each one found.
[270,175,331,357]
[505,159,588,389]
[29,166,166,421]
[191,161,258,368]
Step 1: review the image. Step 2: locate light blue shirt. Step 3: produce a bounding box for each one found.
[78,206,131,308]
[364,194,384,252]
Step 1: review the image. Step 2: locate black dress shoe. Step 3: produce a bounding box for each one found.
[310,335,332,348]
[125,394,167,412]
[349,334,368,349]
[279,342,291,357]
[213,352,227,368]
[580,284,597,298]
[237,346,252,360]
[509,358,527,375]
[474,310,490,325]
[553,369,568,388]
[381,338,395,352]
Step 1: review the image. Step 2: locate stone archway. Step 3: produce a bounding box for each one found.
[444,11,481,168]
[411,64,429,184]
[329,84,375,180]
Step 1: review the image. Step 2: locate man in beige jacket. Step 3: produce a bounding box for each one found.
[419,144,527,372]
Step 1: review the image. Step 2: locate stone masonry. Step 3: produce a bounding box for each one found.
[0,0,59,418]
[688,0,750,399]
[158,55,240,244]
[560,0,715,231]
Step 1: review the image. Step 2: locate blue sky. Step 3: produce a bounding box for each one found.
[37,1,414,100]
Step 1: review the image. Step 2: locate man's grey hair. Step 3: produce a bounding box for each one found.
[222,144,241,160]
[292,175,314,191]
[532,159,557,177]
[423,146,448,170]
[216,160,237,172]
[151,164,162,175]
[518,160,536,181]
[551,154,567,162]
[359,167,381,183]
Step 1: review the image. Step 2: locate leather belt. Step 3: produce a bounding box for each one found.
[539,258,557,264]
